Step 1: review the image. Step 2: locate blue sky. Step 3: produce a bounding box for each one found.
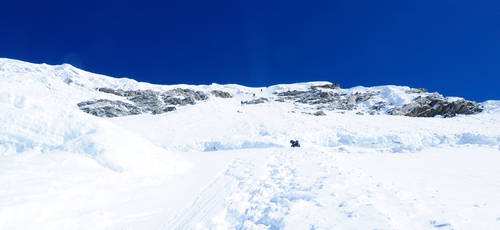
[1,0,499,101]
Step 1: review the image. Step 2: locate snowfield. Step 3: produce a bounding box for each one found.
[0,58,499,229]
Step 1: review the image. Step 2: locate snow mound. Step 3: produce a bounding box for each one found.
[0,59,190,176]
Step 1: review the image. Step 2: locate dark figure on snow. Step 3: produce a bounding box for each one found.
[290,140,300,147]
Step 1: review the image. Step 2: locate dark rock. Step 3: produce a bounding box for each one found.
[392,93,483,117]
[86,84,482,119]
[81,87,210,117]
[337,102,356,110]
[406,88,428,94]
[128,91,163,114]
[276,90,307,98]
[313,111,326,116]
[98,87,209,106]
[162,88,208,106]
[97,87,126,96]
[348,92,377,104]
[123,90,141,97]
[274,85,378,112]
[64,78,73,85]
[162,106,176,112]
[297,91,338,104]
[211,90,232,98]
[371,101,386,111]
[77,99,141,117]
[163,96,195,106]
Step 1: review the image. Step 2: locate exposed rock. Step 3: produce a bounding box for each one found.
[297,91,339,105]
[297,91,371,110]
[162,88,208,106]
[87,85,482,119]
[371,101,386,111]
[63,78,73,85]
[406,88,428,94]
[241,98,269,105]
[162,106,176,113]
[77,100,142,118]
[97,87,208,105]
[392,93,483,117]
[274,84,378,112]
[128,90,164,114]
[275,85,482,118]
[211,90,232,98]
[78,98,178,117]
[348,92,377,104]
[164,88,208,100]
[337,102,356,110]
[163,96,194,106]
[81,87,208,117]
[97,88,126,96]
[313,111,326,116]
[276,90,307,99]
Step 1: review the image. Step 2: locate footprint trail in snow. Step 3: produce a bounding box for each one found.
[175,148,457,230]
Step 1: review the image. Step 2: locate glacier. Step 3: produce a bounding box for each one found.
[0,58,499,229]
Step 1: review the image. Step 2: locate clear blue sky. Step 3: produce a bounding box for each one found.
[1,0,499,101]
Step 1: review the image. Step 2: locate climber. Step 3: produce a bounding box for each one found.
[290,140,300,147]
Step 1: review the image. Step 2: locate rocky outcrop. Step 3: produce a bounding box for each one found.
[273,84,483,117]
[96,88,126,96]
[128,90,164,114]
[82,84,483,118]
[405,88,428,94]
[275,84,377,111]
[79,88,209,117]
[77,100,142,117]
[162,88,208,106]
[313,111,326,116]
[297,91,341,105]
[211,90,232,98]
[277,89,342,105]
[348,92,377,104]
[391,93,483,117]
[162,106,177,112]
[370,102,386,112]
[77,99,178,118]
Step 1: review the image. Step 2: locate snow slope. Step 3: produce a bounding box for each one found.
[0,58,499,229]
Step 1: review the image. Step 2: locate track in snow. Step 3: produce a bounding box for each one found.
[167,147,457,229]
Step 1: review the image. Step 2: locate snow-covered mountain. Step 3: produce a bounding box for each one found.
[1,58,499,229]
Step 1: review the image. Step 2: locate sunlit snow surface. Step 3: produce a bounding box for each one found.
[1,58,499,229]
